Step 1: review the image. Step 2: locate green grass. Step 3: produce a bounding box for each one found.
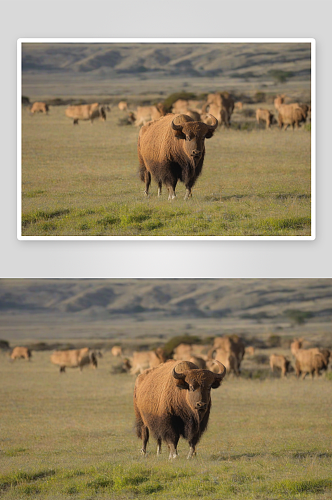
[21,106,311,236]
[1,350,331,499]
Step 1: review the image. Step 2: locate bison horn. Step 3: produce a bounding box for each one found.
[172,364,186,380]
[171,117,184,131]
[204,114,218,130]
[211,360,227,380]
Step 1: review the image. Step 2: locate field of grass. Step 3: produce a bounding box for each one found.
[21,105,311,237]
[1,349,331,500]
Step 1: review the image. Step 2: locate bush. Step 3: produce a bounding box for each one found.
[253,91,266,103]
[284,309,314,326]
[267,335,281,348]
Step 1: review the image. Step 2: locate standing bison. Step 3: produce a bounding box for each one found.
[138,113,218,200]
[50,347,98,373]
[10,346,31,361]
[256,108,274,129]
[30,102,49,115]
[65,103,106,125]
[134,359,226,459]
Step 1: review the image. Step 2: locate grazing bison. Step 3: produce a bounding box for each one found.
[111,346,123,357]
[30,102,49,114]
[134,359,226,459]
[65,103,106,125]
[208,335,245,376]
[50,347,98,373]
[291,339,330,366]
[134,103,167,127]
[269,354,291,377]
[130,348,168,375]
[207,349,239,376]
[277,104,308,130]
[10,346,31,361]
[138,113,218,200]
[256,108,274,129]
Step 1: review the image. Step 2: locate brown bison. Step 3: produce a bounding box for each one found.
[30,102,49,114]
[118,101,128,111]
[277,104,308,130]
[208,335,245,376]
[202,92,234,128]
[290,339,329,379]
[134,103,167,127]
[188,356,207,369]
[111,346,123,357]
[138,113,218,200]
[245,346,255,356]
[10,346,31,361]
[256,108,274,129]
[65,103,106,125]
[274,95,285,111]
[134,359,226,459]
[207,350,238,375]
[234,102,243,111]
[269,354,291,377]
[173,343,208,361]
[130,348,168,375]
[50,347,98,373]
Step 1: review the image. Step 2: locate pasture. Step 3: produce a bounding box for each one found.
[21,106,311,237]
[1,350,331,500]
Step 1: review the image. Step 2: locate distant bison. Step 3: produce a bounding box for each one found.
[256,108,274,129]
[134,103,167,127]
[134,359,226,459]
[138,113,218,200]
[130,348,168,375]
[274,95,285,111]
[202,92,234,128]
[30,102,49,114]
[234,102,243,111]
[269,354,291,377]
[111,346,123,357]
[277,104,308,130]
[10,346,31,361]
[65,103,107,125]
[118,101,128,111]
[50,347,98,373]
[291,339,329,379]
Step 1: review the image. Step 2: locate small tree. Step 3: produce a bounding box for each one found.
[284,309,314,326]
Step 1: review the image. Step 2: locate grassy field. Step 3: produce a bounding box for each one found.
[1,350,331,500]
[21,105,311,237]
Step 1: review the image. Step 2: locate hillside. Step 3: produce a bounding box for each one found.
[0,279,330,320]
[22,43,311,80]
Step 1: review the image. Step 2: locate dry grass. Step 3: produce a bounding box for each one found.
[1,348,331,499]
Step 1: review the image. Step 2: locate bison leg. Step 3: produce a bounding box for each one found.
[184,188,192,200]
[157,438,162,456]
[60,366,66,373]
[144,171,151,196]
[157,182,162,197]
[167,186,176,201]
[73,119,79,125]
[168,443,178,460]
[141,426,149,455]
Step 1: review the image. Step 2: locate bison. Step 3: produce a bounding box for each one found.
[269,354,291,377]
[65,103,106,125]
[173,343,208,361]
[256,108,274,129]
[277,104,308,130]
[50,347,98,373]
[274,95,285,111]
[129,348,168,375]
[111,346,123,357]
[118,101,128,111]
[134,359,226,459]
[202,92,234,128]
[30,102,49,115]
[138,113,218,200]
[134,103,167,127]
[10,346,31,361]
[208,335,245,376]
[290,339,329,379]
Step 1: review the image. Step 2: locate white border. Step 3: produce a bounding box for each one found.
[17,38,316,241]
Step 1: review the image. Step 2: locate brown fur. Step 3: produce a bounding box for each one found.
[245,346,255,356]
[133,360,226,458]
[138,113,218,200]
[50,347,98,373]
[111,346,123,357]
[269,354,291,377]
[65,103,106,125]
[207,335,245,376]
[134,103,167,127]
[256,108,274,129]
[130,348,168,375]
[274,95,285,111]
[30,102,49,114]
[202,92,234,128]
[10,346,31,361]
[234,102,243,110]
[290,340,329,379]
[173,343,208,361]
[277,104,308,130]
[118,101,128,111]
[188,356,207,369]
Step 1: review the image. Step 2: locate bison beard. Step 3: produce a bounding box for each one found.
[133,360,226,459]
[137,113,218,200]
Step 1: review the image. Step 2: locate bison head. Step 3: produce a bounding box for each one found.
[171,114,218,165]
[172,360,226,415]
